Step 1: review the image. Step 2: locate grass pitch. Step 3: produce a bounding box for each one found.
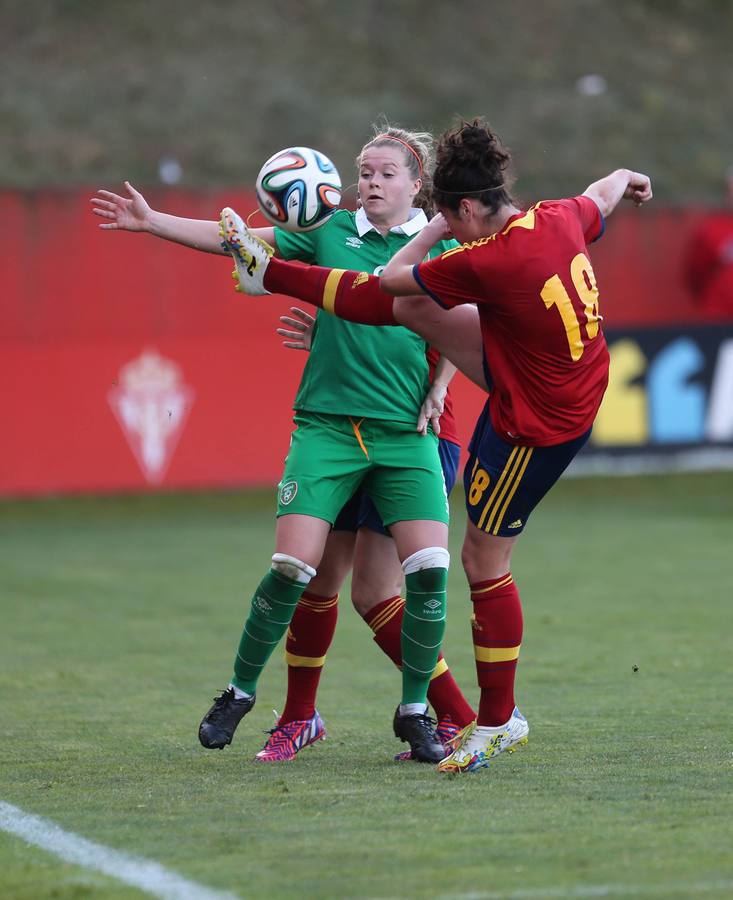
[1,474,731,900]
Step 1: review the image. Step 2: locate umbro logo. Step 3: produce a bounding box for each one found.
[507,519,523,529]
[424,598,441,611]
[255,595,272,612]
[345,237,363,248]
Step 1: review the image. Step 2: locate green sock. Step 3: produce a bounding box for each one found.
[231,568,307,694]
[400,567,447,705]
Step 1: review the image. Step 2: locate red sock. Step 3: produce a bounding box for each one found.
[427,660,476,728]
[281,590,338,723]
[363,595,404,666]
[363,596,475,728]
[263,257,398,325]
[470,573,523,726]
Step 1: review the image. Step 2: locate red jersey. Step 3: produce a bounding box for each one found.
[425,346,459,445]
[414,197,610,447]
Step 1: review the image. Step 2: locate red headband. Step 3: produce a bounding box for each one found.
[372,134,424,178]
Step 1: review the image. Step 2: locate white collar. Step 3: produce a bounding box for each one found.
[355,206,428,238]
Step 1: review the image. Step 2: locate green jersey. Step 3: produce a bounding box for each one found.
[275,209,456,424]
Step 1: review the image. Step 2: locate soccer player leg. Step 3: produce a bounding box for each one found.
[366,428,451,706]
[200,413,365,751]
[367,425,451,762]
[257,493,367,763]
[255,528,353,763]
[281,529,353,722]
[437,410,530,771]
[254,256,400,326]
[199,543,320,750]
[393,301,488,391]
[355,446,474,754]
[390,538,450,763]
[255,419,367,698]
[439,415,591,772]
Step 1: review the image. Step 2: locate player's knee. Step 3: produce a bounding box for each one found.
[271,553,317,583]
[401,547,450,575]
[461,537,512,583]
[350,588,373,617]
[350,576,402,616]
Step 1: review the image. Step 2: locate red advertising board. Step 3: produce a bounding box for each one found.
[0,189,720,496]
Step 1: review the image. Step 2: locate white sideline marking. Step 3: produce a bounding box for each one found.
[0,801,239,900]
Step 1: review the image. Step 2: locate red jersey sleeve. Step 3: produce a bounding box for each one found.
[413,244,486,310]
[560,195,605,244]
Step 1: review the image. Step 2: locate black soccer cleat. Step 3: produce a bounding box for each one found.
[198,687,256,749]
[393,707,445,763]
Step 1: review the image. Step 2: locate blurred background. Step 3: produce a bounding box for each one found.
[2,0,733,495]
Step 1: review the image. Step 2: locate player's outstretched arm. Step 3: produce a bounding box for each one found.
[90,182,277,255]
[583,169,653,218]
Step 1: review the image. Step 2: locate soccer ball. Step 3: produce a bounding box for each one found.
[255,147,342,232]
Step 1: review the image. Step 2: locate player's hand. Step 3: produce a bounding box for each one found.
[624,172,653,207]
[424,212,453,242]
[276,307,315,350]
[90,181,153,231]
[417,381,447,436]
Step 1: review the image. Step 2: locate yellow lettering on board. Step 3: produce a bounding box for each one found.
[593,339,649,445]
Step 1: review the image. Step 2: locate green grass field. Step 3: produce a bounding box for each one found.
[1,473,731,900]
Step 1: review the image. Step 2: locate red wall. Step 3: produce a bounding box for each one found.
[0,189,710,496]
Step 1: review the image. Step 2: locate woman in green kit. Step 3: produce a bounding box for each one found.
[92,126,472,764]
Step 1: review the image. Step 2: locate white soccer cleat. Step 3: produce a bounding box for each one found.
[219,206,273,295]
[436,707,529,773]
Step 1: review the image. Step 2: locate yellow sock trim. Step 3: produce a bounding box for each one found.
[285,652,326,668]
[473,644,520,663]
[368,597,405,633]
[430,657,449,680]
[471,574,514,595]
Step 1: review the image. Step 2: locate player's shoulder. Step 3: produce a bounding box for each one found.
[276,209,356,257]
[302,208,357,240]
[324,209,357,231]
[278,209,355,239]
[537,195,601,219]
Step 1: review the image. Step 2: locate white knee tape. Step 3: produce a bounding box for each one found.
[402,547,450,576]
[271,553,316,583]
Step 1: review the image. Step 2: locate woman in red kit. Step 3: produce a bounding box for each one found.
[226,117,652,772]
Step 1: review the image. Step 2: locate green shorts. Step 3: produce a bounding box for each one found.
[276,411,449,526]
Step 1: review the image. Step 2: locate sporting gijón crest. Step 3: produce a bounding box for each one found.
[108,349,195,484]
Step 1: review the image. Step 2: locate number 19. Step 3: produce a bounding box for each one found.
[540,252,600,361]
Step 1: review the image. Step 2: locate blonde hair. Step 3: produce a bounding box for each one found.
[356,120,435,214]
